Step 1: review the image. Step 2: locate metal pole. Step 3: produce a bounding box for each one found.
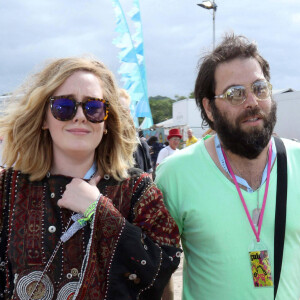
[212,1,216,49]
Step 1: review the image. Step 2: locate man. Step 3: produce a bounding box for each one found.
[155,34,300,299]
[185,128,198,147]
[156,128,182,166]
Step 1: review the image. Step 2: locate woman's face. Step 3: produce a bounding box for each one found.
[44,71,106,161]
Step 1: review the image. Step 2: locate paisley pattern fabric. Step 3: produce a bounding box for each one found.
[0,168,181,300]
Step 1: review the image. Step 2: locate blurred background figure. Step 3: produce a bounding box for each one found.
[147,135,164,179]
[134,130,153,174]
[156,128,182,166]
[119,88,152,175]
[185,128,198,147]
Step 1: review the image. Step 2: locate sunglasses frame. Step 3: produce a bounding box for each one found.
[49,95,109,123]
[214,80,272,106]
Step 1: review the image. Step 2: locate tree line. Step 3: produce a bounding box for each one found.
[149,92,194,124]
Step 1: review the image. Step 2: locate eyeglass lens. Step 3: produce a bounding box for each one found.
[252,81,270,99]
[51,97,107,123]
[226,81,270,105]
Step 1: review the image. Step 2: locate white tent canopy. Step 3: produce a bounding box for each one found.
[155,118,174,128]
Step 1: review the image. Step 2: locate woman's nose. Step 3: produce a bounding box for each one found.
[73,104,87,123]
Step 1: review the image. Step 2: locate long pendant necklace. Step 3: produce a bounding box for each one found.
[250,152,270,227]
[221,142,272,243]
[29,168,97,299]
[222,145,270,228]
[28,212,74,299]
[252,188,261,227]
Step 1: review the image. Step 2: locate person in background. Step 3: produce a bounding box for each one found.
[119,88,152,174]
[156,33,300,299]
[0,57,181,299]
[156,128,182,166]
[135,130,153,174]
[185,128,198,147]
[147,135,164,178]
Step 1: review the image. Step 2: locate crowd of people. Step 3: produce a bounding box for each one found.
[1,33,300,300]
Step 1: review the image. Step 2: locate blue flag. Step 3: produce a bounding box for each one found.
[112,0,153,129]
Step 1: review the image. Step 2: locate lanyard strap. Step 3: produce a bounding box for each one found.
[273,137,287,299]
[215,135,277,192]
[84,162,97,180]
[221,142,272,242]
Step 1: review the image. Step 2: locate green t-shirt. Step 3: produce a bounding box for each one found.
[155,138,300,300]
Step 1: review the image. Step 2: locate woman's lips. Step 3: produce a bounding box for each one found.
[67,128,90,135]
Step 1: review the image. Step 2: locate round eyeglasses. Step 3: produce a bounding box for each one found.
[214,80,272,106]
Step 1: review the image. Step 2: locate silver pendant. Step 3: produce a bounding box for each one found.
[57,282,78,300]
[16,271,54,300]
[252,208,261,226]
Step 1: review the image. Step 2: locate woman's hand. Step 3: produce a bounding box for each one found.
[57,175,101,214]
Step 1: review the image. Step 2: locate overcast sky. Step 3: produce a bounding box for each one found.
[1,0,300,98]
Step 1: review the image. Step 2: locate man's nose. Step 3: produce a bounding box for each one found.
[243,90,259,108]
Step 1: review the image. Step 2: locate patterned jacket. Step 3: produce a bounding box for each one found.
[0,168,181,299]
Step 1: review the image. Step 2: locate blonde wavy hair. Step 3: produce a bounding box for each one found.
[119,88,131,107]
[0,57,137,181]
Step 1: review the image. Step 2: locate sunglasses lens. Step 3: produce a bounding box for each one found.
[253,81,271,100]
[51,97,75,121]
[226,86,246,105]
[84,100,107,123]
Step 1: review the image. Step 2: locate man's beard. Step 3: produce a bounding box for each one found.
[211,100,277,159]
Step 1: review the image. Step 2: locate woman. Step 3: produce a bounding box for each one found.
[0,57,181,299]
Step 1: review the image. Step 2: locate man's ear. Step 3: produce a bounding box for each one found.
[202,97,214,123]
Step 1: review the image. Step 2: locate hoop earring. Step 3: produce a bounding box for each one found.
[104,129,108,135]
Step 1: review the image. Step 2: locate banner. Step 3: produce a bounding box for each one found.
[112,0,153,128]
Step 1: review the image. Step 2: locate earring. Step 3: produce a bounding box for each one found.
[104,129,108,135]
[42,126,47,130]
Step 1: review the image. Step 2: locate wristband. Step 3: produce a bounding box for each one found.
[77,193,102,225]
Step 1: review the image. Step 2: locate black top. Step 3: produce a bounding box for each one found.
[134,138,153,173]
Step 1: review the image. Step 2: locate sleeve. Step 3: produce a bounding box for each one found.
[133,140,153,173]
[0,169,6,295]
[0,169,12,296]
[77,173,182,300]
[141,140,153,173]
[155,162,183,234]
[0,169,6,235]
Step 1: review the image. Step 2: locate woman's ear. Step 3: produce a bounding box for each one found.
[42,110,49,130]
[202,97,214,123]
[42,119,48,130]
[103,121,108,135]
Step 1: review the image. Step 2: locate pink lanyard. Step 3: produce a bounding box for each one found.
[221,143,272,242]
